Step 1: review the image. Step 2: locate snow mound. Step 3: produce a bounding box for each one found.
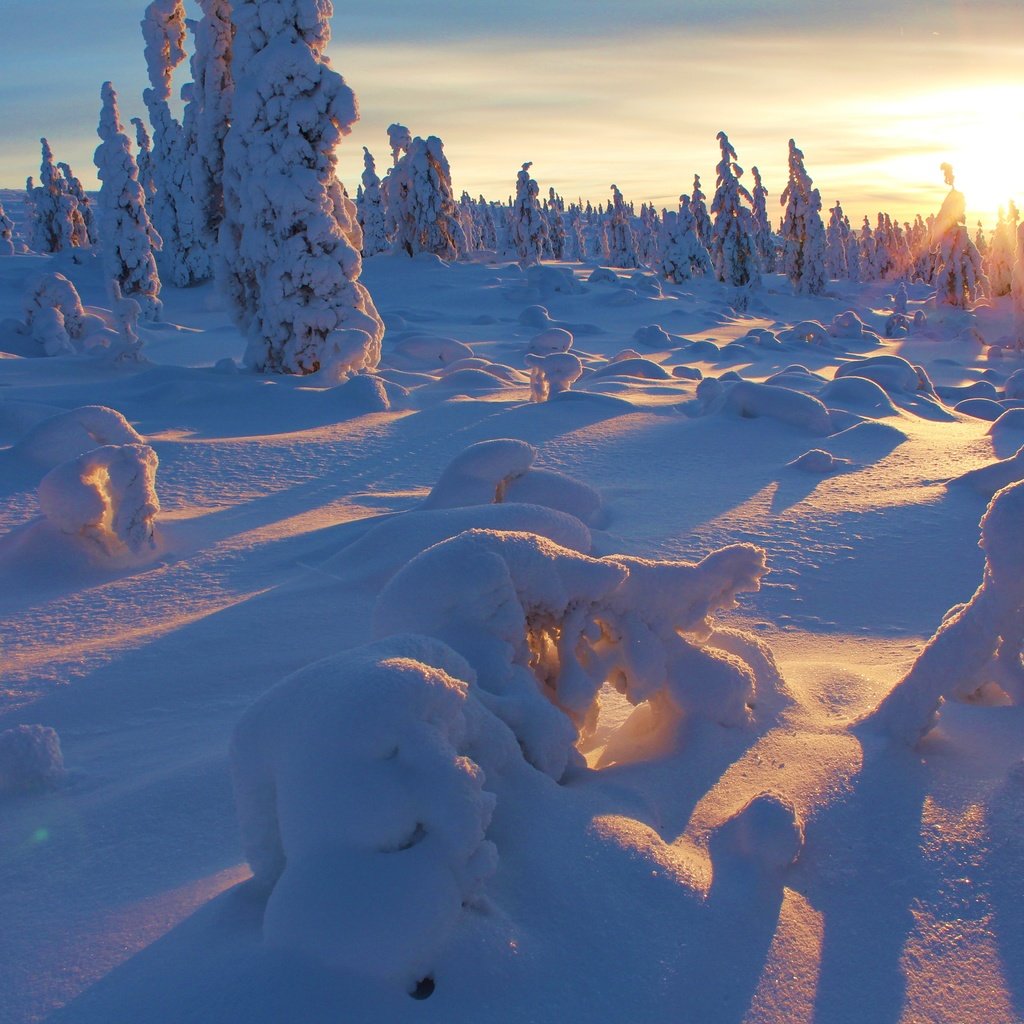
[231,636,500,985]
[711,793,804,873]
[950,444,1024,497]
[374,529,769,780]
[788,449,849,473]
[860,479,1024,743]
[1004,369,1024,400]
[526,352,583,402]
[37,443,160,556]
[526,265,584,296]
[778,320,830,346]
[527,327,573,355]
[955,397,1004,421]
[818,376,899,418]
[592,357,672,381]
[386,335,473,371]
[12,405,143,468]
[0,725,64,793]
[989,408,1024,436]
[834,355,926,396]
[633,324,674,349]
[697,378,833,435]
[829,310,877,340]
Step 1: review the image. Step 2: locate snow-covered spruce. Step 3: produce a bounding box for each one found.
[230,635,501,984]
[709,132,760,300]
[750,166,775,273]
[219,0,384,375]
[690,174,713,250]
[189,0,234,264]
[386,136,464,260]
[606,185,640,268]
[932,164,988,309]
[860,479,1024,744]
[0,725,64,793]
[374,529,769,781]
[0,198,14,256]
[30,139,82,254]
[141,0,208,285]
[357,148,389,256]
[37,442,160,556]
[1012,222,1024,350]
[510,163,549,267]
[94,82,163,321]
[825,201,849,280]
[57,161,98,246]
[656,200,711,283]
[23,272,93,355]
[130,117,157,204]
[780,139,827,295]
[986,206,1016,297]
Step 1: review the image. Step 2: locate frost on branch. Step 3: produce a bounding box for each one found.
[94,82,164,321]
[37,443,160,556]
[230,635,501,984]
[374,529,769,780]
[860,479,1024,744]
[219,0,384,375]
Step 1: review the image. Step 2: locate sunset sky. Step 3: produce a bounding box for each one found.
[4,0,1023,225]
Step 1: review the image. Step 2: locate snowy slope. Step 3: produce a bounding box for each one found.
[1,248,1023,1024]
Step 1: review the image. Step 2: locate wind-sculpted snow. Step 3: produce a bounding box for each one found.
[37,442,160,556]
[374,529,768,780]
[230,636,506,985]
[861,480,1024,743]
[697,377,834,435]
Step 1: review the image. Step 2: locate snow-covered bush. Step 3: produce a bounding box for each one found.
[780,139,827,295]
[374,529,769,780]
[37,443,160,556]
[94,82,164,321]
[510,163,549,267]
[861,479,1024,743]
[219,0,384,375]
[0,725,64,793]
[710,132,760,299]
[525,351,583,401]
[21,272,100,355]
[386,136,465,261]
[13,405,143,467]
[230,635,501,984]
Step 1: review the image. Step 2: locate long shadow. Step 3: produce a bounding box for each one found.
[795,737,928,1024]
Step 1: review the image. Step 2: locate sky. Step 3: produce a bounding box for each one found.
[3,0,1024,226]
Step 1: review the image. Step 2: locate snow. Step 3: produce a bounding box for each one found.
[2,113,1024,1024]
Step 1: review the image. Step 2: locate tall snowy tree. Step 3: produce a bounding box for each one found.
[57,161,98,246]
[932,164,988,308]
[1012,222,1024,350]
[189,0,234,263]
[94,81,164,320]
[141,0,207,285]
[780,139,827,295]
[357,147,389,256]
[986,207,1016,296]
[219,0,383,375]
[709,132,760,297]
[750,166,775,272]
[386,136,465,260]
[606,184,641,268]
[510,162,549,266]
[131,117,157,203]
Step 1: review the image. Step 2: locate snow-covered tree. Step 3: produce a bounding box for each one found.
[510,162,549,266]
[130,118,157,204]
[387,123,411,167]
[141,0,207,285]
[0,199,14,256]
[1013,222,1024,350]
[750,166,775,272]
[987,207,1016,296]
[656,199,711,283]
[386,135,465,260]
[546,188,566,260]
[779,139,827,295]
[94,81,163,320]
[219,0,384,375]
[606,184,640,268]
[30,139,80,253]
[845,227,860,283]
[357,148,388,256]
[57,161,97,247]
[932,165,988,308]
[825,200,848,279]
[690,174,712,248]
[189,0,234,263]
[709,132,760,297]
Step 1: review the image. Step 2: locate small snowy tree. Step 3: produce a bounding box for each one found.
[932,164,988,308]
[986,207,1016,296]
[510,162,549,267]
[357,147,389,256]
[1011,223,1024,349]
[386,136,465,260]
[57,161,98,246]
[219,0,384,375]
[31,139,80,253]
[780,139,827,295]
[0,199,15,256]
[546,188,566,260]
[690,174,712,248]
[709,132,760,298]
[825,201,849,279]
[94,82,164,321]
[656,200,711,283]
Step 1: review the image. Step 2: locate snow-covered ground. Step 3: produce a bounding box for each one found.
[1,241,1023,1024]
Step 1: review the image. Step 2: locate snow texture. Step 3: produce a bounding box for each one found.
[0,725,64,793]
